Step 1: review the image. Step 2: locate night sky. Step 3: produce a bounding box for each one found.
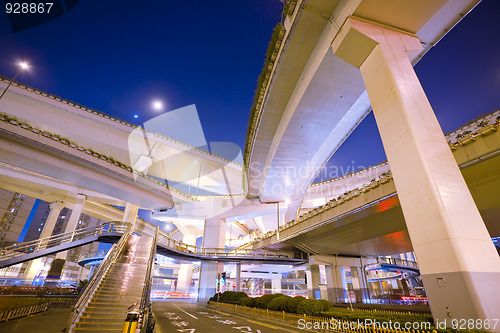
[1,0,499,183]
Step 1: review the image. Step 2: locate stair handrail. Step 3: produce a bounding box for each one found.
[67,222,133,332]
[137,225,158,332]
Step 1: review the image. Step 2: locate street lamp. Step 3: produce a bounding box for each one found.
[0,61,29,101]
[152,99,163,111]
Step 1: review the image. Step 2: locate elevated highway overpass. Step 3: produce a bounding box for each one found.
[0,0,498,324]
[244,0,499,325]
[245,112,500,255]
[0,77,244,207]
[245,0,482,219]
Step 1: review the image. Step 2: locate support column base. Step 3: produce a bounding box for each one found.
[422,271,500,329]
[311,287,321,299]
[327,287,347,303]
[197,262,219,303]
[353,288,370,303]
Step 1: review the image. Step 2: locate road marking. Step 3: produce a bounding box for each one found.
[200,305,297,332]
[152,312,164,333]
[173,303,199,319]
[210,309,231,316]
[246,319,278,329]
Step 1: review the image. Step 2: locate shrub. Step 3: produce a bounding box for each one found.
[255,293,284,309]
[209,292,222,302]
[232,291,249,303]
[318,299,333,311]
[286,296,305,313]
[296,299,325,316]
[211,291,249,304]
[239,297,257,307]
[219,291,234,303]
[267,295,291,311]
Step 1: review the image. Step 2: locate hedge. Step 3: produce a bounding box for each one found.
[267,295,291,311]
[296,299,325,316]
[209,291,248,304]
[209,292,433,329]
[319,299,333,311]
[255,293,284,309]
[239,297,257,307]
[286,296,306,313]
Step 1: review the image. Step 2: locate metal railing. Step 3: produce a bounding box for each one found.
[0,222,128,263]
[210,301,433,333]
[377,257,419,269]
[0,301,50,322]
[77,249,109,264]
[1,218,296,271]
[67,223,132,332]
[156,228,291,259]
[137,226,158,332]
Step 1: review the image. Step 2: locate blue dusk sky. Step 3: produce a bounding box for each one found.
[1,0,499,183]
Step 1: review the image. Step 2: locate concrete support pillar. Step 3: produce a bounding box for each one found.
[198,262,218,301]
[236,262,241,292]
[271,277,281,294]
[25,201,65,284]
[391,279,399,290]
[202,218,225,249]
[350,266,369,303]
[333,17,500,326]
[122,202,139,234]
[40,201,65,240]
[56,194,86,261]
[325,264,347,303]
[306,264,321,299]
[63,194,86,233]
[176,264,193,294]
[198,218,225,302]
[177,234,196,294]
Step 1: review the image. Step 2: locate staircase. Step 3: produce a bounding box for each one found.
[71,234,155,332]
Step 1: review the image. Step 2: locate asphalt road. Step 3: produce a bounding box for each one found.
[152,299,300,333]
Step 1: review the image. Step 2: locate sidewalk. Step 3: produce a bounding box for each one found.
[0,307,71,333]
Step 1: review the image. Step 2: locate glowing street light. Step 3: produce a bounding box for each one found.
[0,61,30,101]
[152,100,164,111]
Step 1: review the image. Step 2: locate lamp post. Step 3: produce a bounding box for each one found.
[0,62,29,101]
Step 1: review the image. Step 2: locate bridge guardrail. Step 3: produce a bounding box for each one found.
[156,229,291,259]
[0,222,128,264]
[1,218,299,270]
[77,249,109,264]
[376,257,419,269]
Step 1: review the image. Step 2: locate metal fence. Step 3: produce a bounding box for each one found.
[210,302,436,333]
[0,301,50,322]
